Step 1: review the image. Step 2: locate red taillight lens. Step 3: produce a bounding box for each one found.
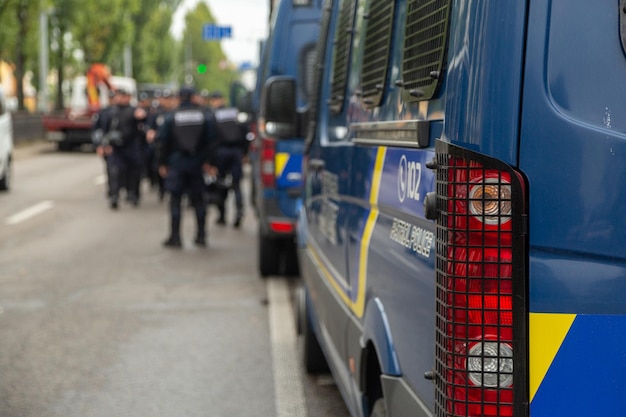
[261,138,276,187]
[434,141,527,417]
[269,221,295,233]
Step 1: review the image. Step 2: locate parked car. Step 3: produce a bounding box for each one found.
[0,86,13,191]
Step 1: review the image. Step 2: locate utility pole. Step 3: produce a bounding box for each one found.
[123,44,132,78]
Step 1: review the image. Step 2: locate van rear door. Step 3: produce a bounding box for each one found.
[520,2,626,414]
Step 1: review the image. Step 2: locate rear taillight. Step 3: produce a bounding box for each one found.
[269,221,295,234]
[434,141,528,417]
[261,137,276,187]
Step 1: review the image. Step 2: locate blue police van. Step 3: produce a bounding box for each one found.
[261,0,626,416]
[250,0,323,277]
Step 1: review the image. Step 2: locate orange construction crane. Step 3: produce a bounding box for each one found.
[85,63,114,110]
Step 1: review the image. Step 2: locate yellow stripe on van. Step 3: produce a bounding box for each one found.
[307,146,387,318]
[369,147,386,205]
[529,312,576,401]
[275,152,289,177]
[354,147,387,317]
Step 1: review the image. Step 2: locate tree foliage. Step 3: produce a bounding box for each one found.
[181,2,236,96]
[0,0,39,110]
[131,0,182,84]
[0,0,248,111]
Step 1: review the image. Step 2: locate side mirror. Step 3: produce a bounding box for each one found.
[260,76,297,138]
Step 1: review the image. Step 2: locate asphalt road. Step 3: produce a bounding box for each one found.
[0,142,349,417]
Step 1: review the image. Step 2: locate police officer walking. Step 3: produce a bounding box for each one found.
[101,89,147,209]
[209,91,249,228]
[146,89,175,201]
[158,87,217,248]
[92,90,119,199]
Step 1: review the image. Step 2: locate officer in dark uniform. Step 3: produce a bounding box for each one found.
[144,90,164,197]
[209,91,249,228]
[101,89,147,209]
[158,87,217,248]
[92,90,118,199]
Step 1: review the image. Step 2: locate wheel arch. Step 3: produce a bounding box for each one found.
[359,297,401,413]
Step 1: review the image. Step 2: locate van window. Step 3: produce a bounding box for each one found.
[329,0,357,114]
[360,0,395,108]
[401,0,451,102]
[305,0,334,148]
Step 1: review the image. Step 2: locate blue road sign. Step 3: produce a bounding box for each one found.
[202,24,232,41]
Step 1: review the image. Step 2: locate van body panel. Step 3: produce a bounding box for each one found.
[251,0,322,275]
[519,2,626,414]
[296,0,626,415]
[443,1,527,165]
[520,0,626,262]
[347,146,436,400]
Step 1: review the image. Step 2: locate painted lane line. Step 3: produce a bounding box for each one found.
[268,277,307,417]
[5,200,55,225]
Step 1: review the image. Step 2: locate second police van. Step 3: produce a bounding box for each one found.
[251,0,322,277]
[261,0,626,416]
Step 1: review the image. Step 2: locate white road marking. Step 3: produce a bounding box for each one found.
[5,200,55,225]
[268,278,308,417]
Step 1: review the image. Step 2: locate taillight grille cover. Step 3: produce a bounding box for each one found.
[434,141,527,417]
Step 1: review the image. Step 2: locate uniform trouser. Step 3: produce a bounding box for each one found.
[107,146,142,202]
[165,165,206,239]
[145,143,159,186]
[102,155,112,197]
[215,147,244,219]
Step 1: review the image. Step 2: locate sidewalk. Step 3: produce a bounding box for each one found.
[13,139,56,161]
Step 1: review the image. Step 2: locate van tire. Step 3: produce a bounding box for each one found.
[57,142,72,152]
[0,157,11,191]
[303,297,329,374]
[284,240,300,276]
[259,233,280,277]
[370,399,387,417]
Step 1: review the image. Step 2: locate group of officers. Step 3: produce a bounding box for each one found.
[92,86,250,248]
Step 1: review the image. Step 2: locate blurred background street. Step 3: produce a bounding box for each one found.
[0,141,348,417]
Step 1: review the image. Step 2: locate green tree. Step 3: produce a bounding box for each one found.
[1,0,40,111]
[131,0,182,84]
[181,2,236,95]
[71,0,140,70]
[0,0,18,66]
[47,0,182,108]
[49,0,80,110]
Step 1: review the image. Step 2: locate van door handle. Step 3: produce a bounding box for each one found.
[308,159,325,170]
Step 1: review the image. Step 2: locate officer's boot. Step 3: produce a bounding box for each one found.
[233,210,243,228]
[195,215,207,247]
[109,165,120,210]
[216,202,226,226]
[233,182,243,228]
[163,216,182,248]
